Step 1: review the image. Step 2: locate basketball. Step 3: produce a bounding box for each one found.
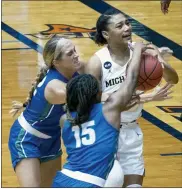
[137,53,163,91]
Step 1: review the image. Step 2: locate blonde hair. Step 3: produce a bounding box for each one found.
[10,35,69,117]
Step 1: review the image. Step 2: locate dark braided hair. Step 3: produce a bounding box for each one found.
[95,8,122,46]
[66,74,99,126]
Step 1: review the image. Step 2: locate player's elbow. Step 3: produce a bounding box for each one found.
[171,75,179,84]
[166,74,179,84]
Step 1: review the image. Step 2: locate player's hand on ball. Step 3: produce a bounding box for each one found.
[159,47,173,55]
[134,42,154,53]
[159,47,173,61]
[146,44,166,67]
[151,83,174,101]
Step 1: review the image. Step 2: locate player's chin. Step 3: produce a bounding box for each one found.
[73,61,82,70]
[122,36,132,43]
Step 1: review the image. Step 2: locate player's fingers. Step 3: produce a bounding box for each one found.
[144,46,154,51]
[164,90,173,96]
[164,96,173,100]
[160,47,173,54]
[161,83,173,90]
[12,100,19,104]
[158,86,173,95]
[9,109,18,117]
[135,91,144,96]
[131,95,137,100]
[164,84,174,91]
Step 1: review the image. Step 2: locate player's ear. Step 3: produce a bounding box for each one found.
[102,31,109,41]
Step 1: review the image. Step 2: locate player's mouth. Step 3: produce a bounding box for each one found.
[122,33,131,39]
[73,60,80,66]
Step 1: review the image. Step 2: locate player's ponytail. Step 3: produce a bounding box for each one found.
[66,74,99,126]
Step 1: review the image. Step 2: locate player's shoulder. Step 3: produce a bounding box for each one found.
[86,54,102,71]
[89,54,101,63]
[45,79,66,95]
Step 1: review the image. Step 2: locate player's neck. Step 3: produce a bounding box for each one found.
[55,67,74,80]
[108,44,130,61]
[108,43,130,60]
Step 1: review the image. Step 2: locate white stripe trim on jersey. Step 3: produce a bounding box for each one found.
[39,105,55,123]
[18,113,52,139]
[61,169,106,187]
[43,105,55,120]
[20,131,27,158]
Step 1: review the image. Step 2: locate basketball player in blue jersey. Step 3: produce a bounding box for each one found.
[52,42,151,187]
[85,9,178,187]
[8,35,83,187]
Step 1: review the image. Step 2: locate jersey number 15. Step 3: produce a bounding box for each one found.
[72,120,96,148]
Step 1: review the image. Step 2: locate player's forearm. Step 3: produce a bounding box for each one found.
[126,47,143,93]
[113,46,142,108]
[156,47,178,84]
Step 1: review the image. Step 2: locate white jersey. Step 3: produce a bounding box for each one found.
[95,44,143,123]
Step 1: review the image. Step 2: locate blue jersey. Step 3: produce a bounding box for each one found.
[23,68,78,136]
[62,103,119,180]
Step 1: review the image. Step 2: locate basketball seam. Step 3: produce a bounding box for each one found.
[139,56,161,86]
[144,56,158,80]
[147,74,163,80]
[137,78,155,88]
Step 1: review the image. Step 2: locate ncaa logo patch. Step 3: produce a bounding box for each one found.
[104,62,112,69]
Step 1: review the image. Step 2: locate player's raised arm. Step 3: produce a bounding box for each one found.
[149,44,179,84]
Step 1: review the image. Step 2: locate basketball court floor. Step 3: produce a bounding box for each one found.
[2,1,182,187]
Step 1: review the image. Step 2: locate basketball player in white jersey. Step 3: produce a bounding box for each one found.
[85,9,178,187]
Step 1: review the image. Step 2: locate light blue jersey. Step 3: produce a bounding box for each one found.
[52,103,119,187]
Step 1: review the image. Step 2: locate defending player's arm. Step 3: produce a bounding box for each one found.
[45,80,66,104]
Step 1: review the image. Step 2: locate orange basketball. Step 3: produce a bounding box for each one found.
[137,53,163,91]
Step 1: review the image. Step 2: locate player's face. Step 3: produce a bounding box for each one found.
[61,41,81,71]
[106,14,132,45]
